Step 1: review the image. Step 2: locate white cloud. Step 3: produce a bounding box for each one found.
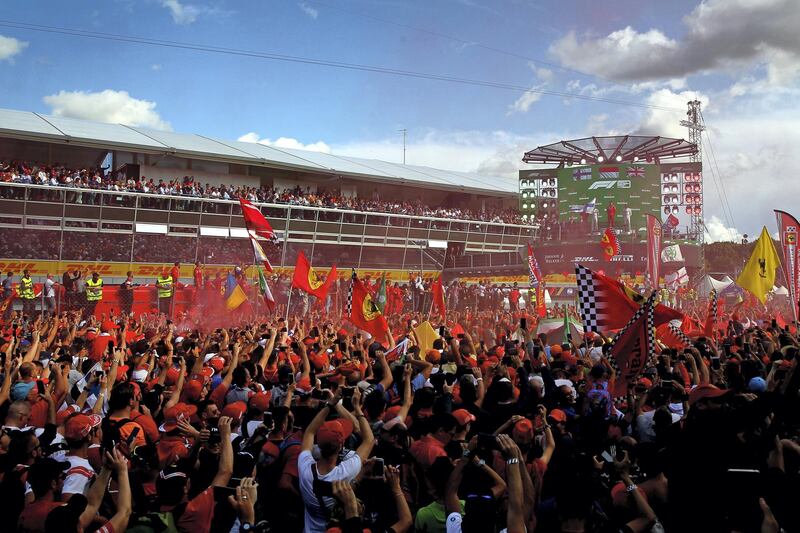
[0,35,28,62]
[161,0,200,24]
[298,2,319,19]
[151,64,162,71]
[635,88,710,138]
[238,132,331,153]
[704,215,742,243]
[550,0,800,83]
[43,89,171,130]
[508,67,553,115]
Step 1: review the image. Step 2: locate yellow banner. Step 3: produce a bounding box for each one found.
[0,259,440,283]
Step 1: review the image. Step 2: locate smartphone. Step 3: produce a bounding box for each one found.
[439,326,446,337]
[477,433,497,450]
[566,332,572,341]
[313,479,334,498]
[520,317,527,330]
[457,333,465,339]
[36,380,45,395]
[372,458,385,477]
[725,469,763,532]
[711,356,721,370]
[600,450,615,463]
[107,340,114,354]
[342,386,355,410]
[94,370,104,379]
[126,426,140,447]
[662,379,673,388]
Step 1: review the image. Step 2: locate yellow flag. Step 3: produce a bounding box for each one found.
[225,284,248,310]
[736,226,780,304]
[413,321,438,351]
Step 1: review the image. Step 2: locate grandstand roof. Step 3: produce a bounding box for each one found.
[0,108,517,196]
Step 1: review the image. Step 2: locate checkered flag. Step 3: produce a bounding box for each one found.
[668,322,693,347]
[706,288,718,338]
[607,291,657,398]
[345,269,357,317]
[575,264,600,332]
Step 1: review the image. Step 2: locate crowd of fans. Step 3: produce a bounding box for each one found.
[0,160,523,224]
[0,285,797,533]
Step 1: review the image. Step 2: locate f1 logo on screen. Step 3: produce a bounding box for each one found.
[589,180,631,190]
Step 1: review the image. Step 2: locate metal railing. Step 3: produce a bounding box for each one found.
[0,182,537,271]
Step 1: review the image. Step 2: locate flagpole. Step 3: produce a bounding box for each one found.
[252,248,259,320]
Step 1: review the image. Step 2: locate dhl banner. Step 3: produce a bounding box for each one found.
[0,259,441,283]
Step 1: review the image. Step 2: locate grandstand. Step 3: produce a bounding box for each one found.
[0,108,528,283]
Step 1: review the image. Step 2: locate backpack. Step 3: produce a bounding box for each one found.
[126,503,186,533]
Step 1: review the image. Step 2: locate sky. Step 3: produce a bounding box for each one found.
[1,0,799,242]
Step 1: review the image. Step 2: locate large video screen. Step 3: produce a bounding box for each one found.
[557,164,661,231]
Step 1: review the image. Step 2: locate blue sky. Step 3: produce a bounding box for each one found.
[1,0,799,241]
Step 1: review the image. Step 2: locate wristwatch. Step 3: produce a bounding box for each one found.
[476,459,486,467]
[625,483,638,493]
[506,457,520,465]
[240,523,253,532]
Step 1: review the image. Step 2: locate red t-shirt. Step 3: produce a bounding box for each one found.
[193,267,203,287]
[17,499,63,532]
[170,266,181,284]
[89,334,114,362]
[175,487,215,533]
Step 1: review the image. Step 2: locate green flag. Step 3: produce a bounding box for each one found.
[563,313,571,344]
[258,267,268,295]
[376,273,388,313]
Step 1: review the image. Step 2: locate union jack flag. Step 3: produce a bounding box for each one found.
[627,166,645,178]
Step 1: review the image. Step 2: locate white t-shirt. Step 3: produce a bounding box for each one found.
[298,449,362,533]
[636,410,680,443]
[62,455,96,497]
[45,279,55,298]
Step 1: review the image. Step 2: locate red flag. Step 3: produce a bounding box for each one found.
[600,227,620,260]
[432,275,446,318]
[450,323,465,337]
[536,286,547,318]
[681,315,705,338]
[348,273,389,340]
[610,293,655,397]
[239,198,274,240]
[291,251,336,301]
[774,210,800,322]
[646,214,662,288]
[656,323,690,349]
[575,264,682,332]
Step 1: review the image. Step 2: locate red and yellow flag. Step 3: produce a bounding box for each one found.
[291,251,336,300]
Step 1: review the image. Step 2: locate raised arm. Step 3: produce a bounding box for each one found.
[497,434,526,533]
[352,387,374,462]
[211,416,234,487]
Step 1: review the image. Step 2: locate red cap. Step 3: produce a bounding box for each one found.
[161,403,198,432]
[165,368,180,386]
[56,406,78,426]
[548,408,568,423]
[316,420,345,448]
[336,328,348,337]
[451,409,476,426]
[197,367,214,381]
[337,417,354,439]
[181,380,203,403]
[249,392,272,412]
[64,413,102,440]
[208,357,225,372]
[296,376,313,394]
[637,377,653,389]
[222,401,247,421]
[116,365,129,382]
[512,418,534,444]
[688,384,728,405]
